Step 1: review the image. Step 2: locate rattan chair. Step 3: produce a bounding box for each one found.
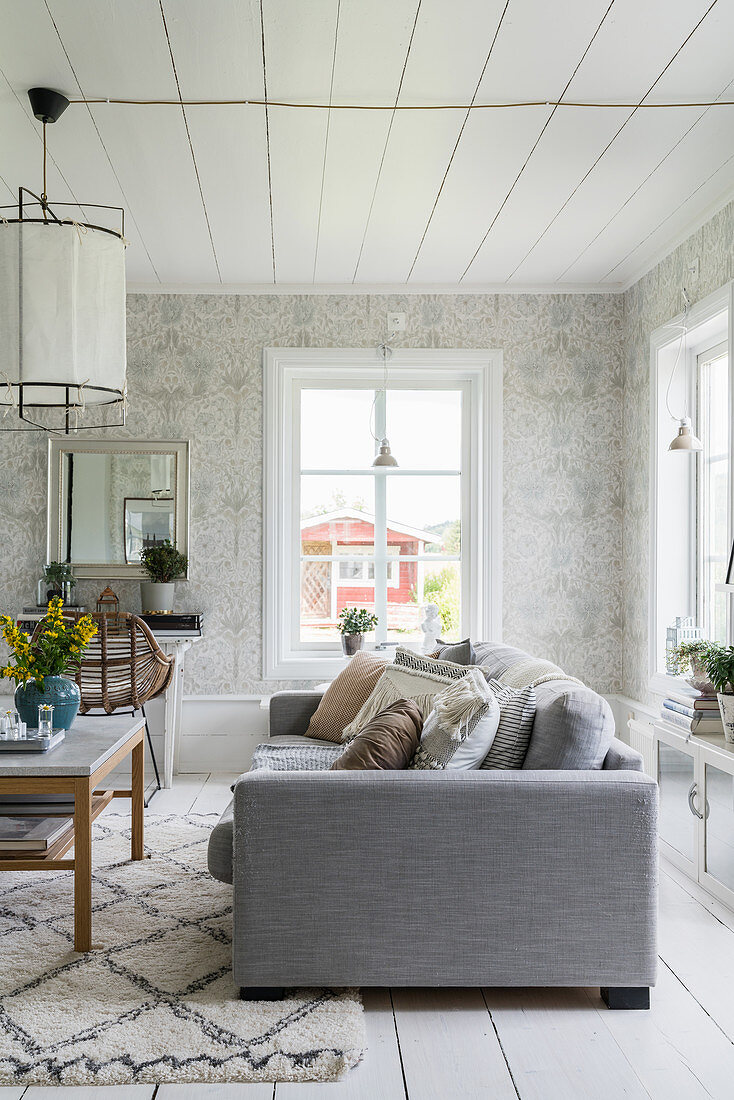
[32,611,174,800]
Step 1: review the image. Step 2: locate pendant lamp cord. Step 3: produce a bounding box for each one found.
[41,121,48,220]
[664,287,692,422]
[370,332,396,444]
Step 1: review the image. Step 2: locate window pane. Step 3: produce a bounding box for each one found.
[387,476,461,555]
[384,561,462,647]
[300,559,378,643]
[386,389,462,470]
[301,388,376,468]
[300,475,375,549]
[699,351,729,643]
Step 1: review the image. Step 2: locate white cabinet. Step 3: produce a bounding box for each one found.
[630,718,734,909]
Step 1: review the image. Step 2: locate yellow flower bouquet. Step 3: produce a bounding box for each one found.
[1,597,97,730]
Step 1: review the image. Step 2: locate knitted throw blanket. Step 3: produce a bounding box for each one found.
[499,657,585,690]
[250,742,343,772]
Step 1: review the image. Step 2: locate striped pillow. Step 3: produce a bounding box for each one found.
[480,679,536,769]
[305,651,388,744]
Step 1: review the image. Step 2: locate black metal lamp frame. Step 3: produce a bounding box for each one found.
[0,187,127,435]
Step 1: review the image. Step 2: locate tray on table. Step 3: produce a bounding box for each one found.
[0,730,65,753]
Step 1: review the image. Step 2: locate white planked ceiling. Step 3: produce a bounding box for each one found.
[1,0,733,291]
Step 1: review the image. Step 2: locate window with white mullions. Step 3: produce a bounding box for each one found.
[697,342,729,644]
[298,387,463,649]
[264,348,502,680]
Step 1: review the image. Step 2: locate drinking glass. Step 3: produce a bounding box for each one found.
[6,709,21,741]
[38,704,54,737]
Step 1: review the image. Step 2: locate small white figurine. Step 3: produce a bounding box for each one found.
[421,603,443,654]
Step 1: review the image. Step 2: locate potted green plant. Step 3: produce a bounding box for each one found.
[37,561,76,607]
[668,639,716,693]
[702,644,734,744]
[139,539,188,614]
[0,597,97,729]
[338,607,378,656]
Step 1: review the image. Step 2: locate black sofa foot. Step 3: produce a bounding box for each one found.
[239,987,285,1001]
[601,986,650,1010]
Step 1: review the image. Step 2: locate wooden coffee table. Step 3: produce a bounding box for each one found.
[0,714,146,951]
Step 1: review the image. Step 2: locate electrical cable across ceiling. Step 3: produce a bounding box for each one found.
[65,96,734,112]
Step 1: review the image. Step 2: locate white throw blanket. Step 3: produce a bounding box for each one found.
[499,657,585,690]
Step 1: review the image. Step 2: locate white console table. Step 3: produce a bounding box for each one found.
[151,634,201,788]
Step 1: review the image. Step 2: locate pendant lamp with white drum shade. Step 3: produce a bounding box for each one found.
[0,88,127,433]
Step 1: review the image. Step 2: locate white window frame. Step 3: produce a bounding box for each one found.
[263,347,503,680]
[696,340,728,643]
[649,282,734,697]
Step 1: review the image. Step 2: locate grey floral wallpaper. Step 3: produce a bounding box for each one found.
[0,292,625,695]
[622,200,734,702]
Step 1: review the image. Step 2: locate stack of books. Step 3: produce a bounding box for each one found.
[141,612,202,637]
[661,685,723,734]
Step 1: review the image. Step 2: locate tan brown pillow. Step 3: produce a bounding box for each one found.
[305,650,388,744]
[331,699,423,770]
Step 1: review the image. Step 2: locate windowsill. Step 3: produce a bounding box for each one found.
[649,671,697,697]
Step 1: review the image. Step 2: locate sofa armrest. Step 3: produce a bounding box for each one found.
[232,769,658,989]
[603,738,644,771]
[268,690,324,738]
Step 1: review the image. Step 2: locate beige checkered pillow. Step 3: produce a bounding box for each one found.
[305,651,388,744]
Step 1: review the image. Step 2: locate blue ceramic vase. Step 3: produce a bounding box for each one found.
[14,676,81,731]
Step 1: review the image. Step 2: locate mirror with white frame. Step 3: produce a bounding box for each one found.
[47,439,190,578]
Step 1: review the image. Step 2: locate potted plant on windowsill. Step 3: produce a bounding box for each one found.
[0,597,97,729]
[668,639,716,694]
[338,607,378,657]
[702,644,734,744]
[139,539,188,614]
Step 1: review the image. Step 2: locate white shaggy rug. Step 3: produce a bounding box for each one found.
[0,813,365,1085]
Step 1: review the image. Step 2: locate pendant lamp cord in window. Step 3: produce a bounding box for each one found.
[369,331,397,444]
[664,287,693,423]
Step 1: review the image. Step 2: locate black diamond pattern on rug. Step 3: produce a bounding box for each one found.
[0,812,364,1086]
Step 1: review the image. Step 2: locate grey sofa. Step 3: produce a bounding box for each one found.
[208,641,658,1009]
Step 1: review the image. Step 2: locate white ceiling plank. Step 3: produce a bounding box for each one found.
[44,0,219,283]
[510,0,734,285]
[353,0,510,284]
[263,0,339,282]
[312,0,419,283]
[408,0,617,284]
[570,104,734,285]
[466,0,718,284]
[159,0,273,283]
[609,163,734,288]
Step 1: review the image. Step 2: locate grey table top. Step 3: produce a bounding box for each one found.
[0,714,145,776]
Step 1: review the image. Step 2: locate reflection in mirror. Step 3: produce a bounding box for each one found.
[61,452,175,564]
[49,441,189,578]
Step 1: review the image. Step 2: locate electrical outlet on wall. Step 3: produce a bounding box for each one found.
[687,257,700,280]
[386,312,406,331]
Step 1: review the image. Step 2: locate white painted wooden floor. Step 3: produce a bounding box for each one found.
[4,771,734,1100]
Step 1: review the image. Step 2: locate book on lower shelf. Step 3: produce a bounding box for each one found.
[0,815,73,851]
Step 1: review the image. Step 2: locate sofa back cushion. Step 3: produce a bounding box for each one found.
[523,681,614,770]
